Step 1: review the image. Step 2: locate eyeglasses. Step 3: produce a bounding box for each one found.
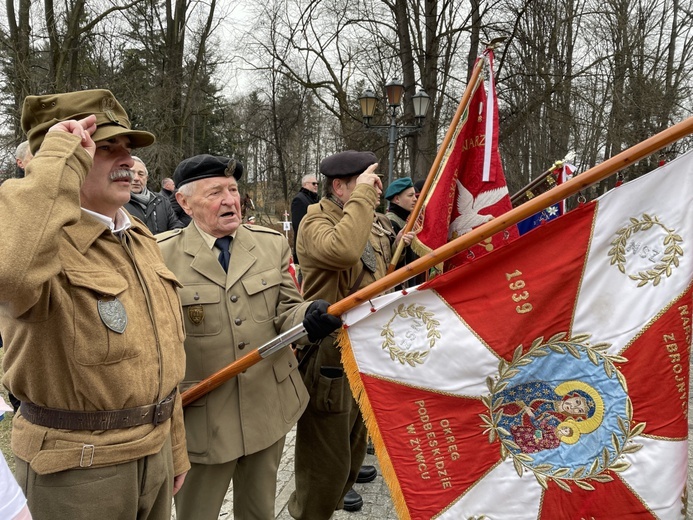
[310,182,318,186]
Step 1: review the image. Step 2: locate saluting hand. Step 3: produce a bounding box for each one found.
[355,163,383,196]
[47,114,97,159]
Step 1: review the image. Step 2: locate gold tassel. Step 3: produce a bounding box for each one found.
[337,328,412,520]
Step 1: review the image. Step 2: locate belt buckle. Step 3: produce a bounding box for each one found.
[80,444,95,467]
[152,392,173,426]
[153,401,164,425]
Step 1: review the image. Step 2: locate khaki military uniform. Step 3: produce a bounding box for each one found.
[0,133,189,518]
[157,221,311,520]
[289,184,393,519]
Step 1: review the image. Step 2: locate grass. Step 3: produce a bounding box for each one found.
[0,347,15,473]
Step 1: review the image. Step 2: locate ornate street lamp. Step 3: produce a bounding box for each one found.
[358,80,430,187]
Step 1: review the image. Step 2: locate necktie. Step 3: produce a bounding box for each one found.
[214,236,232,272]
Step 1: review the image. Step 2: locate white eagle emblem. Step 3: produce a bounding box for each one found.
[448,179,508,239]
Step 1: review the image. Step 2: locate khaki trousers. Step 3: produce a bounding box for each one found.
[175,437,285,520]
[15,436,174,520]
[288,337,368,520]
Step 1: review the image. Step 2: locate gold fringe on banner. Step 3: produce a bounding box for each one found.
[337,327,411,520]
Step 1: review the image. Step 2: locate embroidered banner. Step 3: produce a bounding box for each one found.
[339,151,693,519]
[517,162,575,235]
[412,51,518,269]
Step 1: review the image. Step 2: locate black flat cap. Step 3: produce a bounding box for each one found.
[173,154,244,188]
[319,150,377,178]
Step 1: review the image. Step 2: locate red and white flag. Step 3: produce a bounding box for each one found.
[339,151,693,519]
[288,259,300,291]
[412,51,518,269]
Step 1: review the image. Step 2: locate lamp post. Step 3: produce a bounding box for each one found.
[358,80,430,187]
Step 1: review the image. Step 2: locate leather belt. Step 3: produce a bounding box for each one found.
[20,389,177,430]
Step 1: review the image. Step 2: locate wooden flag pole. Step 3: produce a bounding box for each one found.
[386,55,486,274]
[509,161,563,206]
[181,115,693,407]
[331,115,693,314]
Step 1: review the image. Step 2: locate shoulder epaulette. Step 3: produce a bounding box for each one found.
[155,228,183,243]
[242,223,283,236]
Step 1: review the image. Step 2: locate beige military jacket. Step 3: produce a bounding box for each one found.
[297,184,394,303]
[157,222,310,464]
[0,133,189,476]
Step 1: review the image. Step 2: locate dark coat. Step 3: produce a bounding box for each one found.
[125,192,184,234]
[161,188,192,227]
[290,187,319,264]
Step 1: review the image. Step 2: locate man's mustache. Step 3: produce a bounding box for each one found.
[110,169,134,182]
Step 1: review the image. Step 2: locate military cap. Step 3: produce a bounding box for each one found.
[414,179,425,194]
[385,177,414,200]
[319,150,377,178]
[21,89,155,155]
[173,154,244,188]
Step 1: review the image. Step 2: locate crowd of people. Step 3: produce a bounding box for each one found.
[0,88,423,520]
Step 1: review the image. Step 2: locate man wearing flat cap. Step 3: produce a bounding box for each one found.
[385,177,422,287]
[0,89,189,520]
[288,150,399,518]
[156,154,341,520]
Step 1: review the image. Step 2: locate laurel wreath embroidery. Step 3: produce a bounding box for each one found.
[479,332,645,492]
[608,213,683,287]
[381,303,440,366]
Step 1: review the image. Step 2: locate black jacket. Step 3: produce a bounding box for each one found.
[162,188,192,226]
[125,192,184,234]
[290,187,319,263]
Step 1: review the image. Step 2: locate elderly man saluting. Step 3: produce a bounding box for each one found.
[0,89,189,520]
[157,155,340,520]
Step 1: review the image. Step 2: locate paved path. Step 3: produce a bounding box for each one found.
[172,427,399,519]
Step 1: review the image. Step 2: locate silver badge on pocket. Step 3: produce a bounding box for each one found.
[98,298,128,334]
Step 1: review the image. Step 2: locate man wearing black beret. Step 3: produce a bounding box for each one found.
[156,154,341,520]
[288,150,396,517]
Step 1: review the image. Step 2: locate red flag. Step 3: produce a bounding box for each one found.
[288,260,300,291]
[412,51,518,269]
[339,150,693,519]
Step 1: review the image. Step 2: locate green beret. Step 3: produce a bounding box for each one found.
[385,177,414,200]
[174,154,244,188]
[320,150,377,178]
[21,89,155,155]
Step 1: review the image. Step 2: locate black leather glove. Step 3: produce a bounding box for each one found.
[303,299,342,343]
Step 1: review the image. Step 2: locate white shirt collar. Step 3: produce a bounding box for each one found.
[81,207,132,234]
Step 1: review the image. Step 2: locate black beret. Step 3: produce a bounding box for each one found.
[319,150,377,178]
[173,154,244,188]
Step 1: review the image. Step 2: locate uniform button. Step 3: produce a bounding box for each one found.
[234,318,242,326]
[230,295,238,302]
[261,280,267,285]
[238,342,247,350]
